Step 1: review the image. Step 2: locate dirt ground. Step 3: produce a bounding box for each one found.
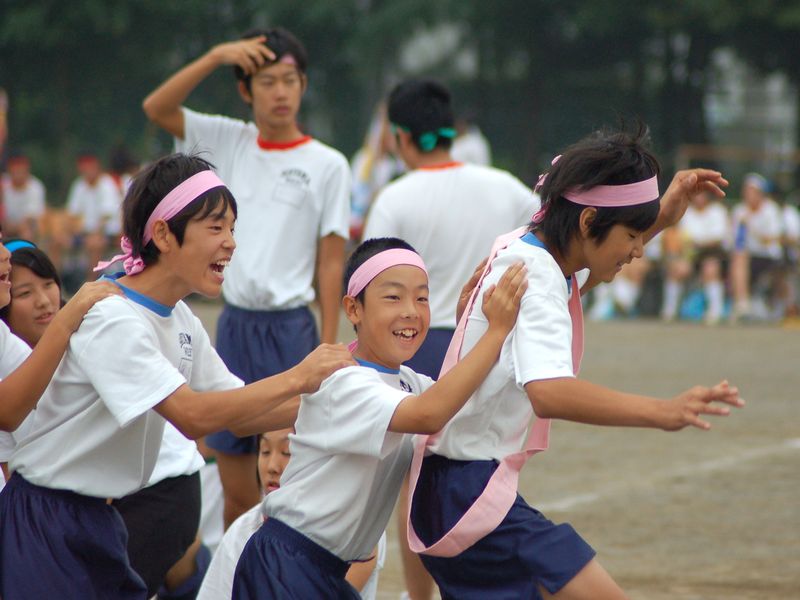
[189,299,799,599]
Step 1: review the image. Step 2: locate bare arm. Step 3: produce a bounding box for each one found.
[154,344,354,439]
[142,36,275,138]
[526,377,743,431]
[0,281,120,431]
[316,234,346,344]
[389,263,527,434]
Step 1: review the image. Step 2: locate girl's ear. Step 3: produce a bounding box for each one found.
[578,207,597,239]
[150,220,172,253]
[342,295,362,328]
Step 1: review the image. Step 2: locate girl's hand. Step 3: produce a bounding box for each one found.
[209,36,276,75]
[659,169,729,229]
[481,262,527,335]
[661,380,744,431]
[52,281,122,334]
[455,257,487,322]
[294,343,357,394]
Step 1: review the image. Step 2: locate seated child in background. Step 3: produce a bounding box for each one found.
[197,429,386,599]
[231,237,527,598]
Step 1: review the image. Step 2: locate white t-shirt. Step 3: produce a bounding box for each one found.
[0,323,32,484]
[10,291,242,498]
[1,175,46,226]
[264,365,433,560]
[364,163,539,328]
[430,237,584,461]
[783,204,800,242]
[731,199,783,259]
[66,173,122,235]
[451,128,491,166]
[178,108,350,310]
[680,202,729,247]
[196,504,386,600]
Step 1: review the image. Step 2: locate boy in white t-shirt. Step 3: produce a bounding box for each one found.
[1,155,46,242]
[197,428,386,600]
[144,27,351,526]
[0,153,353,599]
[230,237,526,599]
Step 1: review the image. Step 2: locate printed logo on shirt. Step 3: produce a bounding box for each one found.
[178,333,192,359]
[280,168,311,187]
[400,380,413,393]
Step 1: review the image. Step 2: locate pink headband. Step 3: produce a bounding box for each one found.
[532,155,659,222]
[347,249,428,298]
[278,53,297,66]
[94,170,228,275]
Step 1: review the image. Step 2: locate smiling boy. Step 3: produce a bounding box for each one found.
[143,28,351,525]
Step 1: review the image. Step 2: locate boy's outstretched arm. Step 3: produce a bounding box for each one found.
[389,262,527,435]
[526,378,743,431]
[143,36,275,138]
[0,281,121,431]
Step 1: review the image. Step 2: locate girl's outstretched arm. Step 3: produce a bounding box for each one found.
[389,262,527,434]
[0,281,121,431]
[526,378,743,431]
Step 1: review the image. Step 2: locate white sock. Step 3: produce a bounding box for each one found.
[612,277,639,313]
[662,280,682,319]
[705,281,724,320]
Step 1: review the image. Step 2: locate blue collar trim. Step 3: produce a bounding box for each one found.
[102,273,174,317]
[520,231,572,293]
[356,358,400,375]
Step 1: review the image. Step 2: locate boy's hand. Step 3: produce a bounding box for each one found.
[455,257,487,322]
[52,281,122,334]
[661,380,744,431]
[210,36,276,75]
[659,169,729,229]
[481,262,527,335]
[295,343,357,394]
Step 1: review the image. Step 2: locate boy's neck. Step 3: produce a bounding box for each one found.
[410,149,454,170]
[538,231,585,276]
[257,121,306,144]
[117,266,185,308]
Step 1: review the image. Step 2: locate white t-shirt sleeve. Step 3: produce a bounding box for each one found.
[304,368,411,458]
[362,189,396,241]
[513,269,575,386]
[179,108,241,176]
[28,178,46,218]
[0,321,31,378]
[72,299,188,427]
[318,154,351,239]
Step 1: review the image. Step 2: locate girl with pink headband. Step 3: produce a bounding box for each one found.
[405,125,744,599]
[0,153,354,599]
[232,236,527,598]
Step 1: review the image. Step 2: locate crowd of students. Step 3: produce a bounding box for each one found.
[1,25,746,600]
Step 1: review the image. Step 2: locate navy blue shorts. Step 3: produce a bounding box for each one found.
[207,304,319,455]
[404,327,454,380]
[411,454,596,599]
[231,517,360,599]
[0,472,147,599]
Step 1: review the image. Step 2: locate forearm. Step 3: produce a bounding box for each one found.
[316,237,345,344]
[229,396,299,436]
[526,377,665,428]
[0,320,73,431]
[156,369,306,440]
[142,50,220,134]
[391,328,507,434]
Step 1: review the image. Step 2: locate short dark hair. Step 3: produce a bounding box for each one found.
[0,243,64,325]
[235,27,308,92]
[388,79,455,152]
[344,237,418,304]
[121,153,238,268]
[533,123,661,257]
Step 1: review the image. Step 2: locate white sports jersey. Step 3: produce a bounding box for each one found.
[430,236,587,461]
[1,175,45,226]
[680,202,729,247]
[178,108,350,310]
[364,163,539,328]
[10,288,242,498]
[0,323,31,470]
[264,364,433,560]
[66,173,122,235]
[731,199,782,259]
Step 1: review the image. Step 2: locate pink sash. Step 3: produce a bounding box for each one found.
[406,227,585,557]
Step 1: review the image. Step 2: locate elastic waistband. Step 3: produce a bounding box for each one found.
[6,472,107,506]
[223,303,312,322]
[263,517,349,578]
